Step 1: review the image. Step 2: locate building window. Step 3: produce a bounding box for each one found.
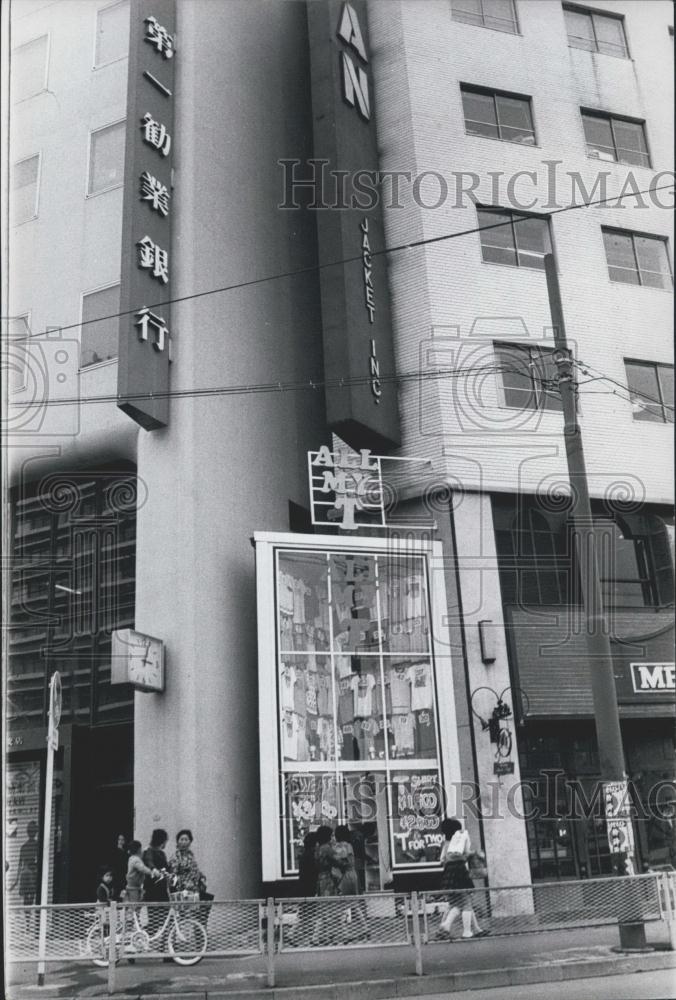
[451,0,518,34]
[495,342,562,412]
[602,229,672,289]
[87,121,125,196]
[461,86,535,145]
[563,4,628,58]
[12,35,48,102]
[81,285,119,368]
[95,1,131,67]
[625,360,674,423]
[9,470,137,728]
[11,155,40,226]
[596,513,675,608]
[478,208,551,270]
[581,111,650,167]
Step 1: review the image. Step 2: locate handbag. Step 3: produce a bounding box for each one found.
[467,851,488,879]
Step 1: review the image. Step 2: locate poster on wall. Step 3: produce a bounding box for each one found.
[390,770,443,867]
[5,761,63,913]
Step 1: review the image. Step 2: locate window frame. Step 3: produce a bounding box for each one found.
[477,206,552,271]
[11,33,50,103]
[79,281,121,371]
[451,0,520,35]
[11,152,41,227]
[494,340,564,414]
[93,0,131,70]
[85,118,126,199]
[563,3,629,59]
[624,359,674,424]
[602,228,673,289]
[581,109,651,168]
[461,84,536,145]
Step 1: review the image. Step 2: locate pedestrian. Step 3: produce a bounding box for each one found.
[297,831,319,896]
[111,833,129,900]
[168,829,205,894]
[311,825,341,945]
[334,825,369,940]
[295,831,318,942]
[435,819,487,940]
[125,840,159,903]
[17,820,39,933]
[95,866,114,934]
[143,829,170,942]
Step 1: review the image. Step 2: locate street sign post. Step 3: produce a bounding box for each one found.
[37,672,61,985]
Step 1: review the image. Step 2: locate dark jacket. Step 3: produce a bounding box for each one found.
[297,846,319,897]
[143,846,169,901]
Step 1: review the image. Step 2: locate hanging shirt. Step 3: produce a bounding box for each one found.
[408,662,433,711]
[281,664,296,712]
[352,673,376,717]
[317,673,332,715]
[279,572,295,616]
[388,668,412,713]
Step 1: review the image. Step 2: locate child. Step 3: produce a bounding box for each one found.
[95,867,114,933]
[125,840,159,902]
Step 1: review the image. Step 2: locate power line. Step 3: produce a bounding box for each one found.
[573,357,674,413]
[18,181,675,340]
[14,362,524,408]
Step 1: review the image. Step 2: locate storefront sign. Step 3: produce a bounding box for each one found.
[391,772,443,866]
[493,761,515,776]
[307,1,400,452]
[308,445,433,530]
[630,662,675,693]
[117,0,176,430]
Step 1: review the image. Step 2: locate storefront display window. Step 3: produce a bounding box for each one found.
[263,539,449,882]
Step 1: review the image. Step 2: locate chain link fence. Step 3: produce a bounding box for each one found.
[6,871,675,991]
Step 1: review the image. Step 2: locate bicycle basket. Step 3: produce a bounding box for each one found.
[169,890,200,903]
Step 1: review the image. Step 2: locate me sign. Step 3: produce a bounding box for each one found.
[630,662,675,694]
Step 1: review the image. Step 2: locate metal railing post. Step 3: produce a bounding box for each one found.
[411,891,423,976]
[266,898,276,988]
[107,901,117,994]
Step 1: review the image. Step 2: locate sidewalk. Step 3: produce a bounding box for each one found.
[6,923,675,1000]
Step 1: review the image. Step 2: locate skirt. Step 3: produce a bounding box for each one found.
[440,860,474,909]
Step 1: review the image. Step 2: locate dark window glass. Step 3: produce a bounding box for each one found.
[603,230,672,289]
[582,112,650,168]
[564,5,628,58]
[478,209,551,270]
[451,0,518,34]
[81,285,119,368]
[625,361,674,423]
[462,86,535,144]
[495,342,563,412]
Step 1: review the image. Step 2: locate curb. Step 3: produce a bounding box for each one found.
[16,949,675,1000]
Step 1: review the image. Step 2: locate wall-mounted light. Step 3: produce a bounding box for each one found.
[478,620,496,664]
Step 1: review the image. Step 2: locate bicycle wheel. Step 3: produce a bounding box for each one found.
[168,916,207,965]
[86,923,111,967]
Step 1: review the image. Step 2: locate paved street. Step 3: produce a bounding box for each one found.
[394,968,676,1000]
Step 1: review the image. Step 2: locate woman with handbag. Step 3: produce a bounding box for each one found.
[436,819,488,940]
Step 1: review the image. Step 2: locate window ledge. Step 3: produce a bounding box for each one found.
[607,277,674,294]
[92,55,129,72]
[451,18,522,38]
[85,182,124,200]
[586,153,653,171]
[12,88,48,105]
[567,44,631,61]
[12,213,39,228]
[465,129,540,149]
[78,358,118,374]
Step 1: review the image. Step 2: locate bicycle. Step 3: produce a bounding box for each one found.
[86,873,208,967]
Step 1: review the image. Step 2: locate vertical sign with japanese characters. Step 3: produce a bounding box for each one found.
[117,0,176,430]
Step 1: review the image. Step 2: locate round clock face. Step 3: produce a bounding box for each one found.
[129,637,163,690]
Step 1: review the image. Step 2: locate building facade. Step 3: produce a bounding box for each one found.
[4,0,674,904]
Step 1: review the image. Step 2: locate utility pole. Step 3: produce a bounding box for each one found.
[544,254,648,952]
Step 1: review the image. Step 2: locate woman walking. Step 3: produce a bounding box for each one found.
[436,819,487,940]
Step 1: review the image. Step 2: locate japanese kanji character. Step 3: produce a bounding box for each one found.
[141,113,172,158]
[144,15,175,59]
[140,171,170,217]
[136,236,169,284]
[135,308,169,353]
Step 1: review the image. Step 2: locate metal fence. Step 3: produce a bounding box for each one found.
[6,871,676,993]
